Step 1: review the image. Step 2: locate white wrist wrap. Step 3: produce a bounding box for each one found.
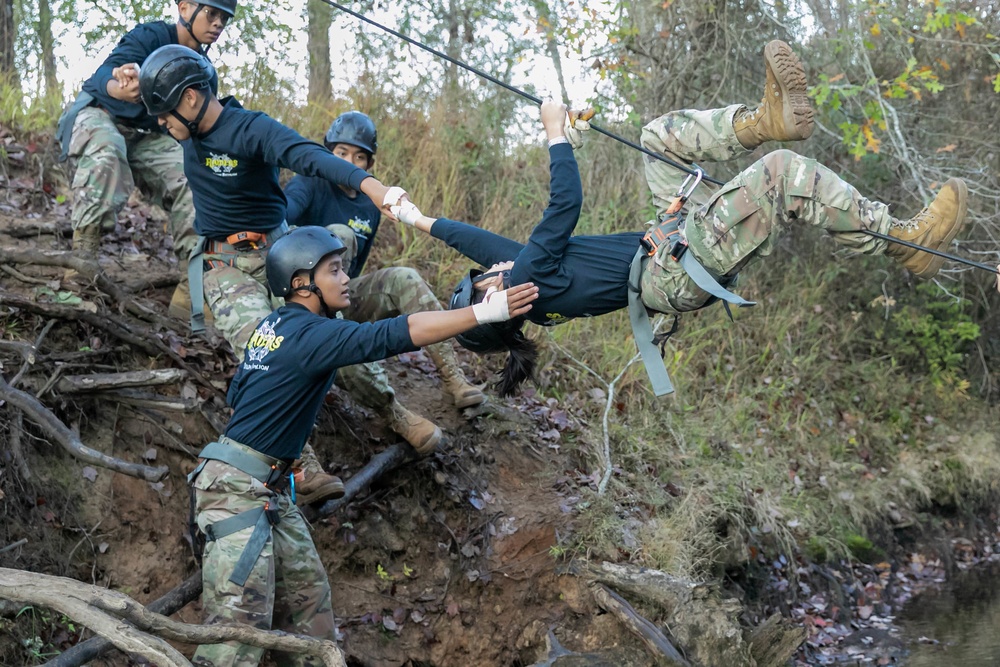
[382,186,407,208]
[472,287,511,324]
[390,201,423,226]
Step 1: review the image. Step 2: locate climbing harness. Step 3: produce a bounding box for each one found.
[187,221,289,333]
[321,0,998,279]
[187,436,293,586]
[627,170,755,396]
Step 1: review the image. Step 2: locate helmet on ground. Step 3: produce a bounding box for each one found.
[140,45,216,115]
[266,227,346,297]
[449,269,521,353]
[324,111,378,154]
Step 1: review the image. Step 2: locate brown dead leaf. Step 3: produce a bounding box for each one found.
[935,143,957,153]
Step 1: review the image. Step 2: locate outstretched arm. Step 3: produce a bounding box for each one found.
[407,282,538,347]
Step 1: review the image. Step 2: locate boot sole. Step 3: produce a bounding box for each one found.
[763,40,814,141]
[912,179,968,279]
[454,392,487,409]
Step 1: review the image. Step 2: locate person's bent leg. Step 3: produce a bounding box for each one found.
[203,259,275,361]
[192,460,275,667]
[347,268,485,408]
[335,357,443,456]
[66,107,133,280]
[269,496,336,667]
[684,149,890,277]
[129,132,201,319]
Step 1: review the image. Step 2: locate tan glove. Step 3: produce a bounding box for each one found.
[564,108,595,150]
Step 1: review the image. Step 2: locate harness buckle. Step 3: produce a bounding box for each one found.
[226,230,266,251]
[670,239,689,262]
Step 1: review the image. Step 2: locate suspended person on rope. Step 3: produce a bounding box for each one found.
[186,226,537,666]
[56,0,236,311]
[283,111,486,463]
[394,41,969,397]
[138,45,415,506]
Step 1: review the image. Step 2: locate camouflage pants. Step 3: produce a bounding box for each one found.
[191,459,335,667]
[638,105,894,314]
[327,225,458,411]
[202,250,279,362]
[67,106,198,260]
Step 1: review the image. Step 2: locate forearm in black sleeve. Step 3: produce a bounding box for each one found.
[429,218,524,267]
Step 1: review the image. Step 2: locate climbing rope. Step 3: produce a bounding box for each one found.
[320,0,998,277]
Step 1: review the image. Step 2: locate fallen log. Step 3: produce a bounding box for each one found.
[51,368,187,393]
[746,613,808,667]
[107,388,201,412]
[0,375,168,482]
[5,220,72,238]
[312,442,418,520]
[44,572,203,667]
[0,293,223,400]
[570,563,801,667]
[0,568,347,667]
[591,584,691,666]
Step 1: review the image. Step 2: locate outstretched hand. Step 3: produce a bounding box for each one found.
[473,282,538,324]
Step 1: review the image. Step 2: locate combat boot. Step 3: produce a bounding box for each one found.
[64,225,101,284]
[886,178,968,279]
[293,442,345,506]
[734,40,814,149]
[388,400,443,457]
[427,343,486,409]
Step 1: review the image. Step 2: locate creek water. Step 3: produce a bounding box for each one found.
[899,560,1000,665]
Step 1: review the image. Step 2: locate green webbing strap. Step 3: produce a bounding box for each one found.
[678,249,757,310]
[196,440,275,483]
[627,249,674,397]
[205,505,273,587]
[56,92,94,163]
[188,237,207,334]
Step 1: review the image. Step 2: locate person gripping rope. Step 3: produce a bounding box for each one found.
[57,0,236,307]
[187,226,537,666]
[396,41,969,396]
[284,111,485,463]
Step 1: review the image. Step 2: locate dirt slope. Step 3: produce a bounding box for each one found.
[0,186,637,666]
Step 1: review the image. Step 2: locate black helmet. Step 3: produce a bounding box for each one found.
[196,0,237,16]
[449,269,522,353]
[266,227,346,297]
[324,111,377,155]
[140,45,216,115]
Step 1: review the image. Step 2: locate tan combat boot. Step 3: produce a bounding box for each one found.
[388,400,443,457]
[733,40,814,149]
[427,343,486,409]
[64,225,101,284]
[293,442,345,506]
[886,178,968,279]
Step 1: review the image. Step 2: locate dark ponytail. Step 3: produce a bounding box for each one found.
[494,329,538,397]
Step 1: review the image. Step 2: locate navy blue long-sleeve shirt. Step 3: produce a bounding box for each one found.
[430,143,643,326]
[181,97,372,240]
[81,22,217,133]
[284,176,382,278]
[225,303,417,460]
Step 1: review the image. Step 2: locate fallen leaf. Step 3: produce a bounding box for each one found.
[144,448,158,461]
[82,467,98,482]
[446,602,460,617]
[935,143,957,153]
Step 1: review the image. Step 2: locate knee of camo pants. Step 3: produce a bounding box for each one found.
[68,107,133,233]
[203,262,275,361]
[334,360,395,410]
[639,252,711,315]
[347,267,441,323]
[325,224,358,269]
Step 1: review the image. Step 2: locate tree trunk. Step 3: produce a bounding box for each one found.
[37,0,58,98]
[0,0,18,91]
[307,0,332,105]
[534,0,569,102]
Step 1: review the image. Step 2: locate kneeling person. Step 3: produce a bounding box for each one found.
[285,111,484,459]
[189,227,537,666]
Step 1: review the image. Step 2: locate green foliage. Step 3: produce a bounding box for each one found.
[883,284,980,385]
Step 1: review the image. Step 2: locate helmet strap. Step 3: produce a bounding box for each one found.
[170,87,211,137]
[179,4,211,54]
[305,277,336,318]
